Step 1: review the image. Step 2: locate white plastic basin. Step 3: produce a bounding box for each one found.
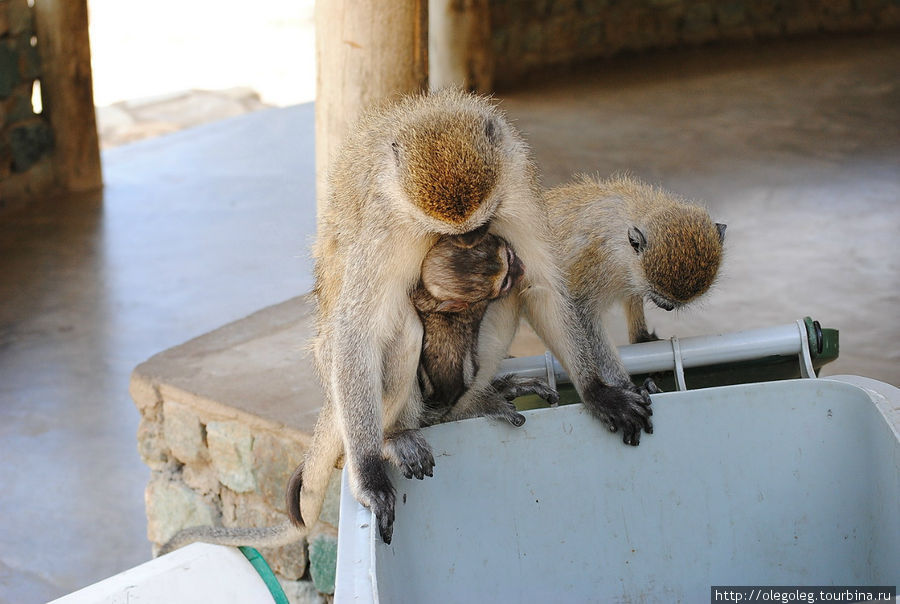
[335,376,900,603]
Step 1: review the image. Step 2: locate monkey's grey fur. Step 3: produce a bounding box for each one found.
[546,174,725,389]
[297,90,653,544]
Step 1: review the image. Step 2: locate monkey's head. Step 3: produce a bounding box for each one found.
[628,207,726,311]
[389,91,509,235]
[419,226,524,313]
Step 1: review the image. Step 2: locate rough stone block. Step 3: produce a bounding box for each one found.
[207,420,256,492]
[307,531,338,595]
[278,578,324,604]
[145,474,217,545]
[220,489,275,527]
[9,119,52,172]
[136,416,169,470]
[253,430,306,510]
[163,400,206,464]
[0,6,9,37]
[7,0,32,35]
[264,539,308,581]
[6,84,34,121]
[0,42,18,98]
[18,40,40,80]
[182,462,219,495]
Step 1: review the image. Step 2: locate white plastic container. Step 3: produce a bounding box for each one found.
[335,376,900,603]
[50,543,283,604]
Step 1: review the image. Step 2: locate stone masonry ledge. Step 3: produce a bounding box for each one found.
[129,295,333,600]
[130,295,322,439]
[128,293,544,600]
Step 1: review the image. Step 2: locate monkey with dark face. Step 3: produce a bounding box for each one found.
[299,90,653,545]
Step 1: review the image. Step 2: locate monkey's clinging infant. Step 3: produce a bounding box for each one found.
[412,226,559,428]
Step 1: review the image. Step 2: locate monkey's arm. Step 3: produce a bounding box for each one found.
[625,296,659,343]
[522,283,654,446]
[331,318,397,543]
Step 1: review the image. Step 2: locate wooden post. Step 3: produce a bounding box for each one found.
[33,0,102,193]
[428,0,493,93]
[314,0,428,215]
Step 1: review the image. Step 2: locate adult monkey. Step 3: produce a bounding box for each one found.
[301,90,653,544]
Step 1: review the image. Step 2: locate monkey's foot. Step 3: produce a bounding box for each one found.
[582,379,654,446]
[633,329,661,343]
[641,377,663,396]
[383,429,435,480]
[492,375,560,407]
[356,455,396,544]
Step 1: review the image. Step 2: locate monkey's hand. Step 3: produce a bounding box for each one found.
[582,378,655,446]
[382,429,435,480]
[356,455,396,544]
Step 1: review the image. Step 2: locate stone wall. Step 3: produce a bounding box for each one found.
[490,0,900,87]
[132,382,341,603]
[0,0,53,199]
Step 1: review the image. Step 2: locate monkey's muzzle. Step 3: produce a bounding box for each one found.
[648,291,677,311]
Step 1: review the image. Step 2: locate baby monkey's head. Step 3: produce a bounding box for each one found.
[629,206,726,311]
[420,225,524,313]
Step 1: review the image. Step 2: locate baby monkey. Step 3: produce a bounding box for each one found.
[413,225,558,428]
[548,174,725,379]
[159,227,556,555]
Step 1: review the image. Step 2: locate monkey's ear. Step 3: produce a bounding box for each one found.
[716,223,727,243]
[628,226,647,253]
[484,118,500,144]
[436,300,470,313]
[455,223,491,248]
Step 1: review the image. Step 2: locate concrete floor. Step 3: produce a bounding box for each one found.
[1,34,898,602]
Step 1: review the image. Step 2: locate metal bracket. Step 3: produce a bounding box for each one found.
[544,351,559,407]
[670,336,687,391]
[796,319,817,379]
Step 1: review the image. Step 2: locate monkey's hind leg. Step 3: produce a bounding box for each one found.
[383,429,435,480]
[625,296,659,344]
[491,374,560,407]
[441,374,558,427]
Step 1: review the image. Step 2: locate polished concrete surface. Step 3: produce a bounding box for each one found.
[1,35,898,602]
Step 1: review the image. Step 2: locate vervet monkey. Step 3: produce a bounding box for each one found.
[546,173,726,367]
[158,228,555,555]
[299,90,654,545]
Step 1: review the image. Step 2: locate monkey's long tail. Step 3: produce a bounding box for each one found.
[288,402,344,528]
[285,462,305,527]
[158,521,303,556]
